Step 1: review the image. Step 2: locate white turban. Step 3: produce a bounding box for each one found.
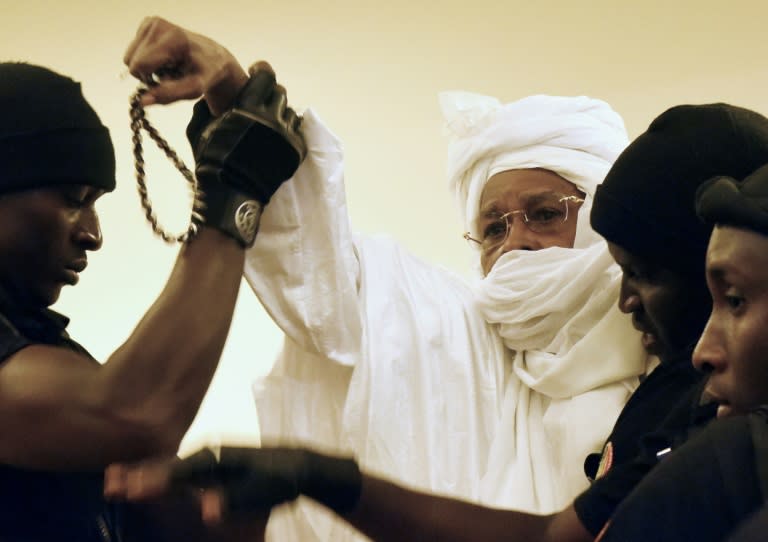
[441,92,629,249]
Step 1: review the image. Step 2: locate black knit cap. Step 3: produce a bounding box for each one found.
[590,103,768,275]
[0,62,115,193]
[696,163,768,236]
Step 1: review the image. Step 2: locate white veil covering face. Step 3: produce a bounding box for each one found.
[440,91,648,507]
[244,94,649,541]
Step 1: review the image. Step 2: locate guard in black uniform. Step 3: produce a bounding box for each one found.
[0,52,304,541]
[598,162,768,541]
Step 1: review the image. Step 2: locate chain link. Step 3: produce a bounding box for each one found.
[130,87,206,243]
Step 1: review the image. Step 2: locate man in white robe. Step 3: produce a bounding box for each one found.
[244,91,650,539]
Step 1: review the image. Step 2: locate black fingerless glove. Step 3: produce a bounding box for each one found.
[172,447,362,517]
[186,64,307,247]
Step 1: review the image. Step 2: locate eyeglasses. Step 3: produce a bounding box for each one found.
[463,194,584,252]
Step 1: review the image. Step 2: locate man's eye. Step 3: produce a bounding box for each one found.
[483,220,507,240]
[59,188,88,206]
[725,295,745,310]
[623,267,651,282]
[528,207,564,223]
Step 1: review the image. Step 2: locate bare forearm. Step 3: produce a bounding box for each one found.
[103,448,590,542]
[102,228,244,451]
[344,474,552,542]
[115,19,301,450]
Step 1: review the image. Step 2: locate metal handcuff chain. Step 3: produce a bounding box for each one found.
[130,87,206,244]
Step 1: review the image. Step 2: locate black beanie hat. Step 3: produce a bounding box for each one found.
[590,103,768,275]
[696,163,768,236]
[0,62,116,193]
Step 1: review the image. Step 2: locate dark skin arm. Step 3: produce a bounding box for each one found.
[119,19,281,542]
[0,18,252,471]
[105,454,594,542]
[344,474,592,542]
[0,229,244,469]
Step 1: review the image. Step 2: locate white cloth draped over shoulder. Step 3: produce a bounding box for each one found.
[244,95,650,541]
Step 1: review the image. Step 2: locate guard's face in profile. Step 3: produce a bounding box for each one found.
[694,225,768,418]
[608,242,710,361]
[0,184,104,307]
[475,169,584,275]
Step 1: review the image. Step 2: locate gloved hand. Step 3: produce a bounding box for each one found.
[172,446,362,518]
[186,62,306,247]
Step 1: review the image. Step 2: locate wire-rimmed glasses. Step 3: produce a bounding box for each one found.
[463,193,584,253]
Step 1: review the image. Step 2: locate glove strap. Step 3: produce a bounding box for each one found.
[200,180,263,248]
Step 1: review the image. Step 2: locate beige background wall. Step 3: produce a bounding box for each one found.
[2,0,766,452]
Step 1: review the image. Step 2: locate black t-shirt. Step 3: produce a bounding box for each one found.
[573,358,714,536]
[0,291,122,542]
[726,503,768,542]
[599,408,768,542]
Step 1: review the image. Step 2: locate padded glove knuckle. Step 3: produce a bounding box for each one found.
[189,64,307,205]
[184,64,307,247]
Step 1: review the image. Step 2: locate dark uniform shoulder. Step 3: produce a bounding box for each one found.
[599,413,765,542]
[585,360,706,480]
[0,307,33,365]
[575,362,713,537]
[0,290,92,362]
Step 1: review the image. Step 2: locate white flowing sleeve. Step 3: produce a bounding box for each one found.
[243,110,383,541]
[243,109,362,367]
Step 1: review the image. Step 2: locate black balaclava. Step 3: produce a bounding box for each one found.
[0,62,115,193]
[590,103,768,276]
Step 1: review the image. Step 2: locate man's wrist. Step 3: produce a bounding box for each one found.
[199,180,263,248]
[301,451,363,514]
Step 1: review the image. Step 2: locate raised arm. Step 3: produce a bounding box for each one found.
[0,229,243,469]
[243,112,363,364]
[0,18,305,470]
[126,17,364,364]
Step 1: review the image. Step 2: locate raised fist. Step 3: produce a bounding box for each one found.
[186,62,307,246]
[188,62,306,205]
